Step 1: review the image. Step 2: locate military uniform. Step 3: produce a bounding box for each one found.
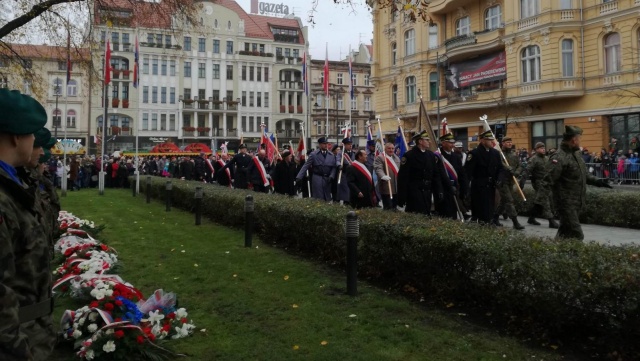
[0,89,55,361]
[435,133,468,220]
[397,132,443,215]
[527,142,558,228]
[494,138,524,229]
[548,126,611,240]
[218,145,252,189]
[336,138,355,203]
[465,131,503,224]
[296,138,336,201]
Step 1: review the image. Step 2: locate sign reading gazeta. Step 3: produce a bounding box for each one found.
[250,0,289,16]
[52,139,87,155]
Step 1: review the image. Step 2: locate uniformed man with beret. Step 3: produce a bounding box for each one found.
[296,137,337,201]
[527,142,558,228]
[336,137,356,205]
[494,137,525,230]
[548,125,612,240]
[218,143,251,189]
[397,131,443,215]
[465,130,503,225]
[0,89,56,361]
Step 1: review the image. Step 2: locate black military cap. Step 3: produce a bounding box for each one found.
[282,150,291,158]
[479,130,495,140]
[439,133,455,143]
[283,144,291,150]
[366,139,376,146]
[317,137,328,144]
[239,143,247,149]
[342,138,352,144]
[0,89,47,135]
[412,130,430,142]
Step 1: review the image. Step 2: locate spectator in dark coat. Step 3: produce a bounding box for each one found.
[347,150,377,208]
[194,153,207,181]
[272,150,297,196]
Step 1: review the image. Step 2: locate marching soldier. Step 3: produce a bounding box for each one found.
[548,126,612,240]
[296,137,336,201]
[373,142,400,210]
[397,131,443,215]
[218,143,251,189]
[336,138,356,205]
[435,133,468,220]
[494,137,525,230]
[0,89,56,360]
[465,130,503,225]
[527,142,559,228]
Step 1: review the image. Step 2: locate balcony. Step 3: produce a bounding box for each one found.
[511,78,584,100]
[428,0,475,14]
[275,56,303,65]
[181,99,239,111]
[236,50,274,60]
[441,28,504,63]
[276,129,303,138]
[444,34,477,52]
[112,69,131,80]
[278,81,303,91]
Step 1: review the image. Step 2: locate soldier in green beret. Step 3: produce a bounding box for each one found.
[0,89,56,360]
[494,137,525,229]
[548,125,612,240]
[527,142,558,228]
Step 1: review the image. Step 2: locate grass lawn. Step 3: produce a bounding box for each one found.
[50,189,571,361]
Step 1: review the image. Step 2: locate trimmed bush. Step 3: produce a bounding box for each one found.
[139,178,640,358]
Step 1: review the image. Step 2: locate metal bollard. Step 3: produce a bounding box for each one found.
[244,195,254,247]
[194,187,203,225]
[165,181,172,212]
[146,176,152,204]
[132,178,136,197]
[346,211,359,296]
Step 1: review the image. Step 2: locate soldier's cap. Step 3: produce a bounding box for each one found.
[563,125,583,137]
[238,143,247,149]
[33,127,52,148]
[535,142,546,149]
[282,150,291,158]
[342,137,352,144]
[479,130,495,140]
[39,149,52,164]
[408,141,416,147]
[454,141,463,148]
[439,133,455,143]
[502,137,513,142]
[283,144,291,150]
[366,139,376,146]
[412,131,430,142]
[45,136,58,150]
[317,137,328,144]
[0,89,47,135]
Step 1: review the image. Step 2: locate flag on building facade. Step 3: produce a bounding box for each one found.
[133,34,140,88]
[302,52,307,96]
[66,31,71,84]
[104,39,112,85]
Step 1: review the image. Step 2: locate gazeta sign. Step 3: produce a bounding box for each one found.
[250,0,289,16]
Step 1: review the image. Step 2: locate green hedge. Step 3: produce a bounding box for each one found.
[138,178,640,358]
[515,185,640,229]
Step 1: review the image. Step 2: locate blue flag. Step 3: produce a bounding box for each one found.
[394,126,407,158]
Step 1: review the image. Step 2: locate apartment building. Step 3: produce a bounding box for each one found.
[309,43,376,147]
[91,0,308,153]
[369,0,640,152]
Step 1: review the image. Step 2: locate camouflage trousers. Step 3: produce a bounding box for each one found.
[532,184,554,219]
[556,206,583,241]
[495,183,518,218]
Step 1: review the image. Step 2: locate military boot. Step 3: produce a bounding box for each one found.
[492,215,503,227]
[511,217,525,230]
[548,218,559,229]
[527,216,541,225]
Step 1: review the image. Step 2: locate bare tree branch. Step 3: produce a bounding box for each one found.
[0,0,84,39]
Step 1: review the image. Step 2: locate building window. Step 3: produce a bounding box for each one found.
[213,39,220,53]
[391,43,397,65]
[264,92,269,108]
[352,73,357,86]
[316,119,324,135]
[561,39,574,77]
[184,88,191,100]
[226,65,233,80]
[242,91,247,106]
[152,86,158,103]
[122,84,129,100]
[364,96,371,111]
[198,63,206,78]
[165,35,171,47]
[67,80,77,97]
[242,65,247,80]
[560,0,572,10]
[257,67,262,81]
[429,72,438,100]
[351,97,357,110]
[337,96,344,110]
[610,114,640,152]
[160,114,167,130]
[142,56,149,74]
[456,16,470,36]
[53,109,61,127]
[111,83,119,99]
[151,113,158,130]
[404,29,415,56]
[604,32,621,74]
[169,114,176,131]
[264,67,269,81]
[66,110,76,128]
[152,58,158,75]
[337,73,343,85]
[184,61,191,77]
[392,84,398,109]
[249,66,254,81]
[521,0,539,18]
[521,45,541,83]
[364,74,370,86]
[161,87,167,103]
[428,25,438,49]
[142,113,149,130]
[170,60,176,76]
[249,91,254,107]
[143,86,149,103]
[531,119,563,150]
[198,38,205,52]
[405,76,416,104]
[226,41,233,54]
[161,59,167,75]
[184,36,191,51]
[213,64,220,79]
[485,6,501,30]
[257,92,262,107]
[170,87,175,104]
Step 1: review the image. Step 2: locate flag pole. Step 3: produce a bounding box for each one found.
[134,30,140,195]
[99,30,111,195]
[377,117,393,198]
[397,117,409,151]
[480,115,526,201]
[61,24,70,197]
[324,42,329,138]
[301,124,311,196]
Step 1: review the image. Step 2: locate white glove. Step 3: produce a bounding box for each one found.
[381,175,391,181]
[266,174,271,180]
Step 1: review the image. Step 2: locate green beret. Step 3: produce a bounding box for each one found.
[564,125,583,137]
[45,136,58,150]
[34,128,51,148]
[0,89,47,134]
[39,149,52,164]
[480,130,495,140]
[439,133,455,143]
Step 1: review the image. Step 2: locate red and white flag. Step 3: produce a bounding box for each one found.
[104,38,111,85]
[252,156,269,187]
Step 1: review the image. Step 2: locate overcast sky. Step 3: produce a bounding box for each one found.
[234,0,373,61]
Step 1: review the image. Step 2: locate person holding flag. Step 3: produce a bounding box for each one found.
[247,149,271,193]
[347,150,377,208]
[295,137,336,202]
[493,137,525,230]
[434,132,468,220]
[218,143,251,189]
[214,152,232,188]
[336,137,355,205]
[464,130,503,225]
[374,142,400,210]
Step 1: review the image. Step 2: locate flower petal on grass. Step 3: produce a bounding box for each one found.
[292,345,299,350]
[194,264,198,267]
[320,341,328,346]
[283,275,289,281]
[349,314,357,318]
[292,304,299,308]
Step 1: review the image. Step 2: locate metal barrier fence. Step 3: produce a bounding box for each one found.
[585,162,640,184]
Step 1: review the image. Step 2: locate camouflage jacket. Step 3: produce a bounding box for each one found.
[548,142,599,211]
[0,167,54,360]
[527,153,549,190]
[500,148,522,184]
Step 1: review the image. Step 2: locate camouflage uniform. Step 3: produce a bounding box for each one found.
[495,147,522,218]
[548,142,605,240]
[527,152,554,219]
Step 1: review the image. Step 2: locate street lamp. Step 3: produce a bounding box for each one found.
[53,82,61,138]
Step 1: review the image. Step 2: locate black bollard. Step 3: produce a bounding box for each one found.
[131,177,136,197]
[346,211,359,296]
[195,187,203,225]
[244,195,254,247]
[146,176,151,204]
[165,181,172,212]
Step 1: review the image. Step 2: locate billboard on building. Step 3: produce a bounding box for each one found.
[446,51,506,90]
